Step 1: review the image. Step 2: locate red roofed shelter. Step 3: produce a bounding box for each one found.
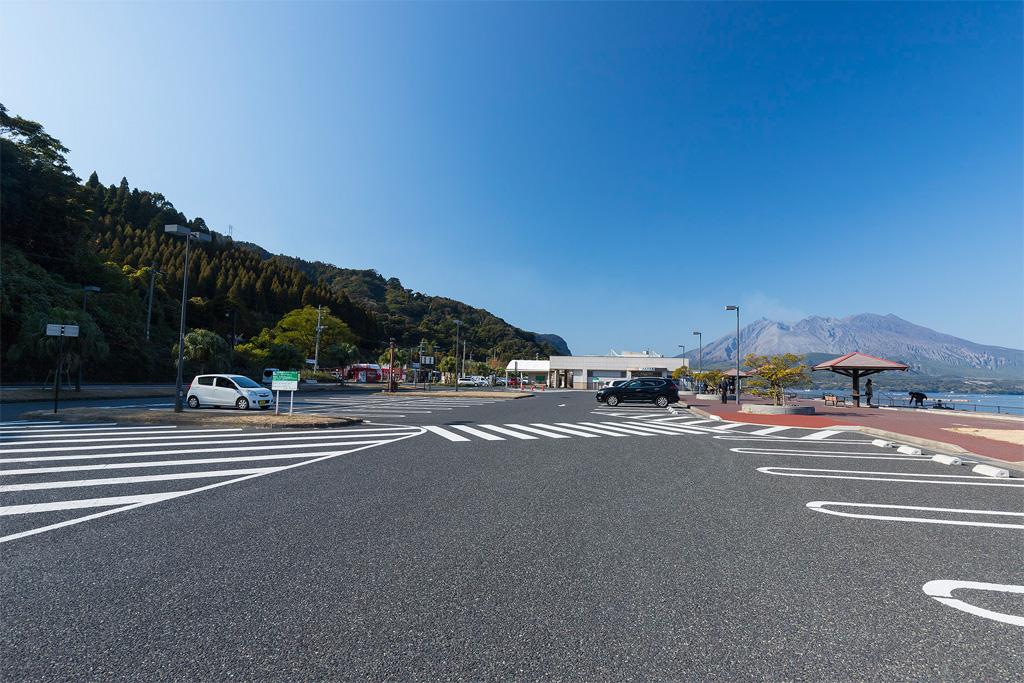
[812,352,909,407]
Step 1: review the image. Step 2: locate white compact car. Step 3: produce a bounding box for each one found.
[187,374,275,410]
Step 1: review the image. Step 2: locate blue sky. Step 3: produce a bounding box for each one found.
[3,2,1021,353]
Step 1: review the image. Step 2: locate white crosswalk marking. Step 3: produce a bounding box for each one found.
[803,430,842,440]
[578,422,657,436]
[712,422,746,430]
[503,424,570,439]
[422,426,471,442]
[623,422,704,435]
[749,426,790,435]
[478,425,538,440]
[558,423,627,437]
[0,421,423,544]
[533,424,599,438]
[449,425,505,441]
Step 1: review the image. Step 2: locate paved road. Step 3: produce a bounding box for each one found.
[1,391,1021,680]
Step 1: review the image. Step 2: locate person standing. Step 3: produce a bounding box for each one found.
[864,378,873,407]
[719,378,728,404]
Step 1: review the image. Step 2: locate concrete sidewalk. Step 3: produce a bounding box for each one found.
[689,395,1024,465]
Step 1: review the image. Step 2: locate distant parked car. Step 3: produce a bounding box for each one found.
[188,374,274,410]
[457,377,477,387]
[596,377,680,408]
[601,379,629,389]
[261,368,279,386]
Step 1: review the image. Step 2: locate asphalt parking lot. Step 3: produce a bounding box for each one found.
[1,390,1020,680]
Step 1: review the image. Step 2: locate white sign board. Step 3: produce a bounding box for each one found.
[46,323,80,337]
[271,370,299,391]
[420,355,435,366]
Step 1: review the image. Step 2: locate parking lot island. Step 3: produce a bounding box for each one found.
[18,407,362,430]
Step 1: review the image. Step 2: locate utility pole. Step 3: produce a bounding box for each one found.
[313,305,323,372]
[145,263,162,340]
[226,309,238,372]
[388,337,396,392]
[76,286,100,392]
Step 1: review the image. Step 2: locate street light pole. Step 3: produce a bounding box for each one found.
[76,285,101,391]
[692,331,702,375]
[453,319,462,392]
[166,225,211,412]
[725,305,740,405]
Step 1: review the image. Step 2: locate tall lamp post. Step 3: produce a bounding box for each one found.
[725,305,740,405]
[166,225,211,412]
[453,319,462,392]
[76,285,101,391]
[692,331,703,375]
[144,264,163,341]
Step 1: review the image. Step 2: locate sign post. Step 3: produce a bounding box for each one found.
[271,370,300,416]
[46,324,79,413]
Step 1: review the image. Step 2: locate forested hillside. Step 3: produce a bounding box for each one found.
[0,105,560,383]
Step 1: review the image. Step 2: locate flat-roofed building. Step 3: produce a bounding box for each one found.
[508,351,688,389]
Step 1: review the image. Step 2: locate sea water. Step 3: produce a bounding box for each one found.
[790,389,1024,416]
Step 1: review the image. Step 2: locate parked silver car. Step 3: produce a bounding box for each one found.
[187,374,274,410]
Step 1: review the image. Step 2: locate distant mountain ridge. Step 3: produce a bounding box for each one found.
[686,313,1023,377]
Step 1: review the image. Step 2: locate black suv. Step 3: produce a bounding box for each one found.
[596,378,680,407]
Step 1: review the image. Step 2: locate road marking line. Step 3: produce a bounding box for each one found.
[712,422,747,430]
[0,423,127,433]
[449,425,505,441]
[0,430,423,455]
[532,424,599,438]
[749,426,790,435]
[555,423,627,437]
[714,435,876,444]
[802,430,842,440]
[0,493,182,515]
[504,424,570,439]
[758,466,1024,487]
[0,445,393,474]
[578,422,656,436]
[0,468,281,492]
[617,422,689,435]
[1,428,248,444]
[421,426,471,441]
[0,438,416,463]
[477,425,538,440]
[922,580,1024,627]
[730,447,933,462]
[624,421,704,435]
[0,429,426,543]
[806,501,1024,529]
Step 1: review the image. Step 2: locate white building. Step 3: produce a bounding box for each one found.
[508,351,688,389]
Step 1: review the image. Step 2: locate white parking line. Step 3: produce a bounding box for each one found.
[422,426,471,442]
[758,466,1024,487]
[624,421,704,435]
[711,422,747,431]
[730,447,934,462]
[806,501,1024,529]
[1,428,246,444]
[922,580,1024,627]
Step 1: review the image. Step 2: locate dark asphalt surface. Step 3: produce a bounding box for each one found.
[1,390,1021,681]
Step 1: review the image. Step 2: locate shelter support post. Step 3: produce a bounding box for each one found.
[851,370,861,407]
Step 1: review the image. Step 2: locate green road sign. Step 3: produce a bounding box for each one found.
[271,370,300,391]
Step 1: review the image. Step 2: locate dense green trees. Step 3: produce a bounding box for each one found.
[1,104,560,383]
[174,329,230,376]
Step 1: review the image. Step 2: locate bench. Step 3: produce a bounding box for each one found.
[824,394,847,407]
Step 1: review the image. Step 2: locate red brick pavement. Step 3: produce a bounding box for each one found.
[688,396,1024,464]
